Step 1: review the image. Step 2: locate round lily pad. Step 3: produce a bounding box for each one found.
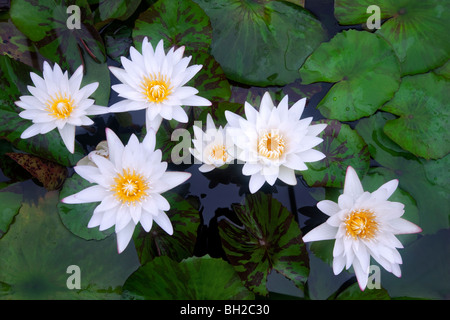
[381,72,450,160]
[133,0,212,53]
[299,29,401,121]
[193,0,327,86]
[122,255,254,300]
[301,119,370,188]
[334,0,450,75]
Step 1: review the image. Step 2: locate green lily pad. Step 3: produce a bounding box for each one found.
[133,0,212,53]
[122,255,254,300]
[299,29,401,121]
[0,183,23,239]
[434,60,450,79]
[103,24,133,63]
[94,0,141,23]
[301,119,370,188]
[58,173,113,241]
[0,190,139,299]
[10,0,110,106]
[193,0,327,86]
[334,0,450,75]
[218,193,309,296]
[355,112,449,234]
[132,192,201,265]
[381,72,450,160]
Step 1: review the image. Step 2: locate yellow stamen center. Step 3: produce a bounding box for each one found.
[209,144,228,162]
[141,73,172,103]
[345,209,378,240]
[111,169,149,206]
[47,92,74,119]
[258,131,286,160]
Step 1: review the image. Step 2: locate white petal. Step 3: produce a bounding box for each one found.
[152,171,191,193]
[307,123,327,137]
[171,105,189,123]
[242,162,262,176]
[390,218,422,235]
[248,173,266,194]
[106,128,125,167]
[146,113,163,132]
[116,220,136,254]
[87,210,103,228]
[198,164,215,173]
[317,200,341,216]
[140,211,154,232]
[343,166,364,198]
[332,254,346,275]
[277,166,297,185]
[21,124,45,139]
[302,222,337,242]
[58,125,76,154]
[153,211,173,235]
[299,149,326,163]
[181,94,211,107]
[62,185,109,204]
[353,257,369,291]
[289,97,306,119]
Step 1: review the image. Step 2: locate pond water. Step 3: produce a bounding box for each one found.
[0,0,448,301]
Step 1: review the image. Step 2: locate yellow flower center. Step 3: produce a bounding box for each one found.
[209,144,228,162]
[141,73,172,103]
[345,209,378,240]
[111,169,149,205]
[47,92,74,119]
[258,131,286,160]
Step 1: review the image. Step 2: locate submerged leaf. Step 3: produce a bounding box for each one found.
[0,183,23,239]
[7,153,68,191]
[219,193,309,296]
[299,30,401,121]
[123,255,254,300]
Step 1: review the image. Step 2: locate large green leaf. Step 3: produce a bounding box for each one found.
[57,173,113,241]
[193,0,327,86]
[355,112,449,234]
[0,191,139,299]
[94,0,141,23]
[328,282,391,300]
[334,0,450,75]
[133,0,212,53]
[0,183,23,239]
[299,30,401,121]
[381,72,450,160]
[122,255,254,300]
[218,193,309,296]
[301,119,370,188]
[132,192,201,265]
[10,0,110,106]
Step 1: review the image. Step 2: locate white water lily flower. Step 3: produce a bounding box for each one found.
[225,92,327,193]
[16,61,108,153]
[62,128,191,253]
[189,113,235,172]
[303,166,422,290]
[109,38,211,132]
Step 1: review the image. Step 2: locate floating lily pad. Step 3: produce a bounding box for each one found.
[94,0,141,23]
[132,192,201,265]
[7,153,68,191]
[328,282,390,300]
[193,0,327,86]
[0,191,139,299]
[381,72,450,160]
[0,183,23,239]
[122,255,254,300]
[301,119,370,188]
[133,0,212,53]
[58,173,113,241]
[10,0,110,106]
[355,112,449,234]
[334,0,450,75]
[299,30,401,121]
[218,193,309,296]
[434,60,450,79]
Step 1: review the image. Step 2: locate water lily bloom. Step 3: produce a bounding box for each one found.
[108,38,211,132]
[190,114,235,172]
[62,128,191,253]
[225,92,327,193]
[16,61,108,153]
[303,166,422,290]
